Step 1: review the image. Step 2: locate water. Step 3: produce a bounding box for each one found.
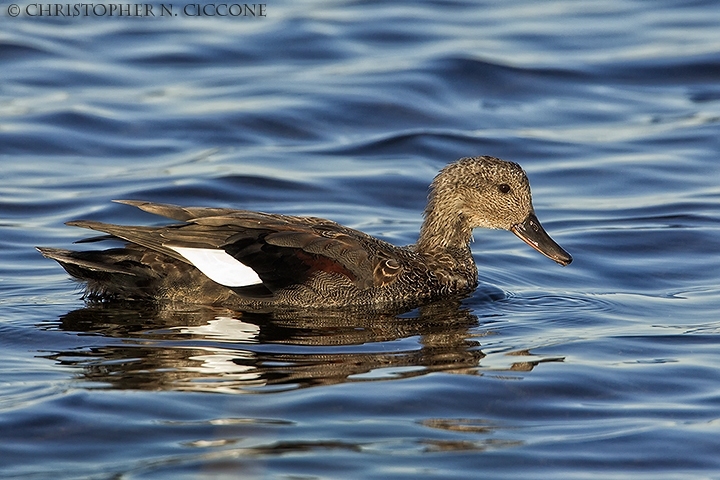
[2,0,720,478]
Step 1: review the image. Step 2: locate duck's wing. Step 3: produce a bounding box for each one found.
[68,201,405,292]
[113,200,240,222]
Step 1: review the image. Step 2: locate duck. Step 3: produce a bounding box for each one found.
[38,156,572,311]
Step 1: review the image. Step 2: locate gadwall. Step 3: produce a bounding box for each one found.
[38,156,572,311]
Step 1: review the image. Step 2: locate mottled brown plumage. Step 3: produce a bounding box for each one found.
[38,156,572,311]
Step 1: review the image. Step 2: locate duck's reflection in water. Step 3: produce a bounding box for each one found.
[43,296,560,393]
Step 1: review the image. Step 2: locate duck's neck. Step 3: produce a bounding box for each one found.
[416,197,474,256]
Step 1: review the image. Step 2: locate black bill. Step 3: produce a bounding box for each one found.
[510,213,573,266]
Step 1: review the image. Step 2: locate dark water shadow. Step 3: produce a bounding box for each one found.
[38,294,554,394]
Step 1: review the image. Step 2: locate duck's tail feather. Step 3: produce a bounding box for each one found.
[37,246,272,305]
[37,246,158,301]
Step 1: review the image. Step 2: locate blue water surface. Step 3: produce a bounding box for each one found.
[2,1,720,478]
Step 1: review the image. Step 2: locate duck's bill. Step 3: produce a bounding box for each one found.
[511,213,573,266]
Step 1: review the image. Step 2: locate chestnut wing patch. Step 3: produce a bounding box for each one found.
[223,227,377,291]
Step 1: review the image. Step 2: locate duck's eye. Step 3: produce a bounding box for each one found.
[498,183,511,194]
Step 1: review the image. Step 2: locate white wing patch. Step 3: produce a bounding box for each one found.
[168,246,262,287]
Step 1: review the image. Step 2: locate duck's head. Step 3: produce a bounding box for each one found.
[426,156,572,266]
